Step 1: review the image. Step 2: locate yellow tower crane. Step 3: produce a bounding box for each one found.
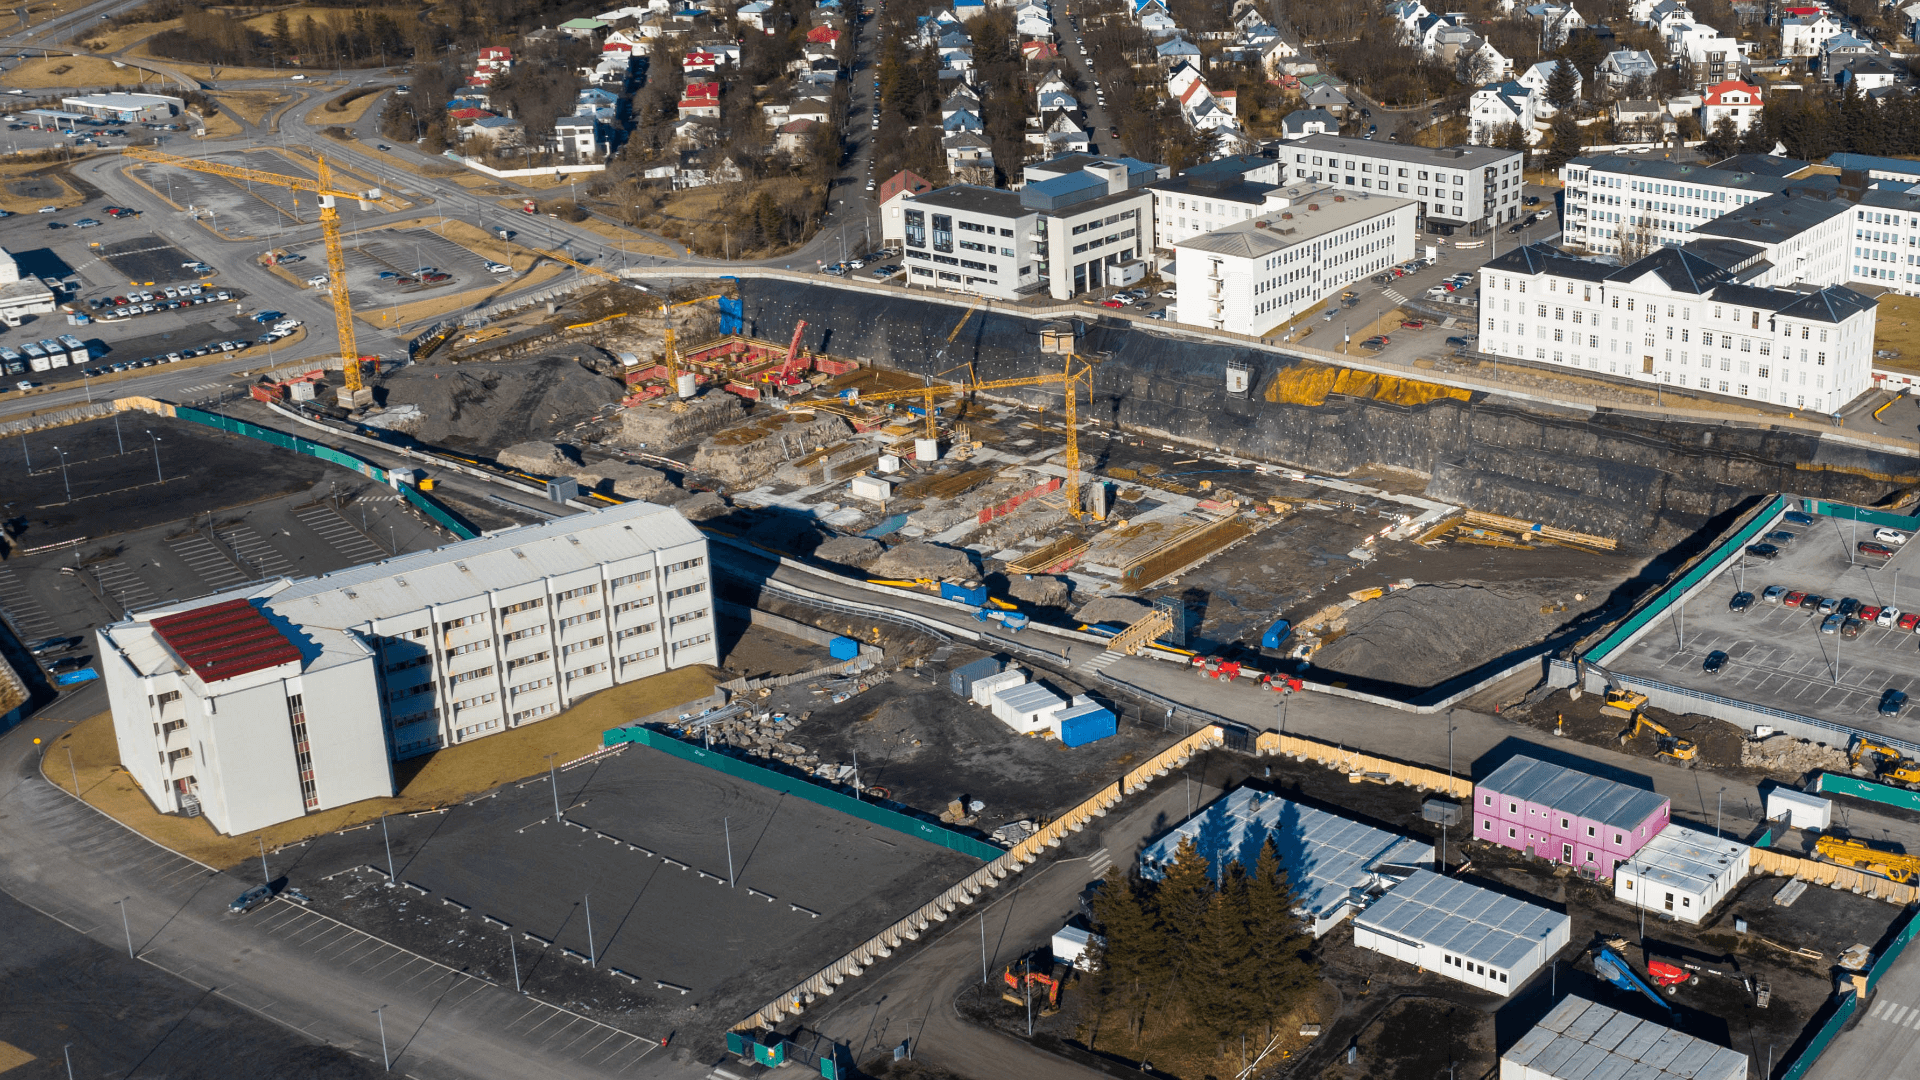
[125,147,385,406]
[846,357,1093,518]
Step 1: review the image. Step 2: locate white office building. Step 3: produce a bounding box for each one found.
[1501,996,1747,1080]
[0,247,56,327]
[897,155,1167,300]
[1476,237,1878,412]
[1279,135,1524,231]
[1613,822,1748,924]
[1173,186,1418,335]
[98,500,716,835]
[1353,868,1571,997]
[1559,153,1810,256]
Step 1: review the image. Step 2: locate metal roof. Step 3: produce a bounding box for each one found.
[270,499,703,631]
[1478,756,1669,832]
[1625,822,1746,894]
[1502,996,1746,1080]
[1355,869,1570,972]
[149,598,304,683]
[1139,787,1433,919]
[995,682,1064,712]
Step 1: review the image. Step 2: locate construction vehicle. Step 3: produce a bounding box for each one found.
[1591,944,1681,1024]
[127,147,383,406]
[1849,737,1920,788]
[977,609,1029,632]
[1001,956,1064,1012]
[1617,713,1698,761]
[1600,687,1649,721]
[844,358,1094,518]
[1815,835,1920,884]
[1193,656,1246,682]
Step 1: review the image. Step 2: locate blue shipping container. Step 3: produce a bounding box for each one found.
[1262,618,1292,649]
[828,636,860,661]
[54,668,99,686]
[1059,706,1116,748]
[940,581,988,606]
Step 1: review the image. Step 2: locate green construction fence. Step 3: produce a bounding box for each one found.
[174,407,478,540]
[1869,906,1920,995]
[604,725,1004,861]
[1802,499,1920,532]
[1815,772,1920,815]
[1781,989,1857,1080]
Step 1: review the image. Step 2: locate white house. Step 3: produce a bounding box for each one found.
[1701,79,1762,132]
[1613,823,1749,924]
[1280,107,1338,140]
[1516,59,1580,105]
[1471,81,1538,145]
[1597,48,1658,87]
[1782,13,1842,56]
[1523,3,1586,48]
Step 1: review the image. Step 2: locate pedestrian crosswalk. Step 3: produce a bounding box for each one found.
[1872,999,1920,1028]
[1087,847,1113,880]
[1076,650,1121,674]
[1383,287,1409,304]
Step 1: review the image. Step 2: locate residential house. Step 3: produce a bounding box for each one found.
[1037,84,1077,112]
[1611,98,1672,139]
[1524,3,1586,48]
[954,0,987,19]
[775,118,821,153]
[1598,48,1657,87]
[943,130,995,175]
[1701,79,1761,131]
[471,46,513,86]
[1280,107,1338,139]
[683,48,719,74]
[1015,1,1053,39]
[1782,13,1841,56]
[1304,80,1353,114]
[551,115,600,157]
[1156,36,1201,68]
[1471,81,1537,144]
[1516,59,1580,109]
[1038,110,1090,153]
[1833,54,1900,89]
[1387,0,1431,37]
[602,28,643,52]
[1454,35,1512,83]
[1261,34,1312,77]
[943,109,984,132]
[736,0,775,31]
[558,17,607,39]
[575,87,620,121]
[878,169,935,249]
[1021,41,1059,61]
[1138,5,1176,34]
[677,81,721,118]
[806,23,841,44]
[1166,60,1205,103]
[669,115,719,147]
[464,114,524,147]
[789,96,833,124]
[946,83,984,119]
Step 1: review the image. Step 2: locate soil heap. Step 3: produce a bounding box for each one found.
[868,541,974,581]
[1310,583,1564,689]
[614,393,745,451]
[689,411,851,485]
[816,535,885,568]
[372,357,625,454]
[496,441,580,475]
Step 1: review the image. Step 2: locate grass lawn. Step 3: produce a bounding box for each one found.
[43,665,719,869]
[319,85,390,126]
[1876,294,1920,374]
[0,165,86,214]
[193,107,243,139]
[75,17,183,53]
[2,53,147,88]
[211,90,292,127]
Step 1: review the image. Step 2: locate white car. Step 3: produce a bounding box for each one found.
[1876,528,1909,545]
[485,261,512,274]
[36,206,56,213]
[274,319,301,332]
[15,380,34,391]
[1879,606,1901,627]
[307,274,330,287]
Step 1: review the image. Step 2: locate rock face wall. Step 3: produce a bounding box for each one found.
[736,280,1920,549]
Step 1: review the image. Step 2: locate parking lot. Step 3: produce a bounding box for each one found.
[135,150,384,240]
[284,226,493,309]
[1607,507,1920,740]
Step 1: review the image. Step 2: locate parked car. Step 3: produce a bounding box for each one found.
[1861,605,1882,623]
[228,885,274,915]
[1876,528,1909,545]
[1816,596,1839,615]
[1879,606,1901,627]
[1902,612,1920,632]
[1358,336,1388,350]
[1762,585,1787,604]
[1838,598,1861,617]
[1702,650,1728,674]
[1762,530,1797,546]
[1445,336,1474,349]
[46,655,91,674]
[1882,688,1909,716]
[29,636,81,656]
[1860,541,1896,558]
[1400,320,1425,330]
[1821,613,1843,634]
[1729,591,1754,613]
[1744,543,1779,560]
[1783,590,1807,607]
[1783,510,1815,525]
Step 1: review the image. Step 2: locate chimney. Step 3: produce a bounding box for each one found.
[1255,220,1269,229]
[1307,203,1320,210]
[1282,211,1294,219]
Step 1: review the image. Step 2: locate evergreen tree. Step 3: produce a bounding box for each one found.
[1737,110,1774,155]
[1700,114,1740,160]
[1245,838,1315,1027]
[1087,864,1170,1045]
[1183,860,1260,1042]
[1544,60,1578,111]
[1543,114,1581,170]
[1154,837,1215,957]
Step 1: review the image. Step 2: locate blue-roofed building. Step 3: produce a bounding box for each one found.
[1139,787,1434,937]
[1828,152,1920,184]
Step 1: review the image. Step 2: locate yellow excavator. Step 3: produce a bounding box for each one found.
[1816,835,1920,884]
[1618,712,1698,761]
[1600,686,1649,721]
[1850,738,1920,788]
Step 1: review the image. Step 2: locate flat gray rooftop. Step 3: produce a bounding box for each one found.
[1604,508,1920,741]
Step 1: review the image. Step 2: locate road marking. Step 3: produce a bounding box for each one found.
[220,525,293,576]
[1881,1002,1911,1025]
[1383,288,1408,304]
[92,560,160,611]
[0,566,58,639]
[294,504,386,563]
[168,535,247,590]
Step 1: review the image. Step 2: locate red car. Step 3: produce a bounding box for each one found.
[1861,542,1896,557]
[1400,320,1425,329]
[1101,298,1124,308]
[1783,591,1806,607]
[1901,612,1920,632]
[1862,605,1883,623]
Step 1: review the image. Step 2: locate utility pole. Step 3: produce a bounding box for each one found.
[725,816,736,888]
[509,926,522,991]
[373,1006,390,1071]
[258,836,270,884]
[584,893,596,969]
[546,752,562,821]
[116,897,134,959]
[380,813,396,884]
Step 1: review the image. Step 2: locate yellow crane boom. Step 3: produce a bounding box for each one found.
[846,357,1092,518]
[125,147,379,401]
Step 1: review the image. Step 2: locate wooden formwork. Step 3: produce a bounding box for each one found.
[1007,536,1091,575]
[1119,516,1256,589]
[1255,731,1473,799]
[1751,847,1918,905]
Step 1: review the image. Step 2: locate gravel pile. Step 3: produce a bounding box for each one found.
[689,412,851,486]
[374,357,626,454]
[613,392,745,451]
[1741,735,1851,775]
[1073,595,1152,625]
[495,441,579,475]
[673,491,729,520]
[816,535,885,568]
[1310,583,1555,688]
[703,712,821,769]
[1007,574,1070,607]
[574,461,676,501]
[868,541,974,581]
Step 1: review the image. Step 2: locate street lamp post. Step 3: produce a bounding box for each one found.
[146,430,162,483]
[53,444,69,502]
[546,752,562,821]
[115,897,134,958]
[373,1005,390,1070]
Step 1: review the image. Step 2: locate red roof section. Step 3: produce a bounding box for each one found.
[878,169,934,202]
[151,599,303,684]
[807,25,840,42]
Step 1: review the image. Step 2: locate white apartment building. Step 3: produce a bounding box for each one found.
[1840,188,1920,294]
[1476,240,1877,413]
[900,186,1044,298]
[1280,135,1523,230]
[1147,156,1289,257]
[99,500,716,835]
[1558,154,1807,256]
[1173,187,1418,335]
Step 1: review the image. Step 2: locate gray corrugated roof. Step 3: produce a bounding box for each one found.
[1355,869,1569,970]
[1477,756,1668,831]
[1501,997,1747,1080]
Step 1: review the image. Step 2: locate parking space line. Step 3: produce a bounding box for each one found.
[92,560,160,611]
[294,505,386,563]
[166,536,246,591]
[540,1017,585,1046]
[519,1009,566,1038]
[0,566,58,639]
[220,525,293,577]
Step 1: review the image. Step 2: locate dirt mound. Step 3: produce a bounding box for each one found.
[575,461,675,501]
[1007,574,1070,608]
[612,393,745,451]
[816,535,885,568]
[1309,583,1557,689]
[496,441,579,475]
[1074,595,1152,625]
[373,357,626,454]
[869,541,974,581]
[1742,735,1850,775]
[689,411,851,485]
[673,490,729,520]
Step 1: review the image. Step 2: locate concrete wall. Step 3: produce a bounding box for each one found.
[298,655,394,818]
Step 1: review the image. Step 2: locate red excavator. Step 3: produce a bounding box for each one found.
[1001,958,1064,1012]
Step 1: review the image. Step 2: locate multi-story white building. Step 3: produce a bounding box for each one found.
[898,155,1167,299]
[1173,186,1418,335]
[1147,155,1287,258]
[1280,135,1524,231]
[1476,239,1877,413]
[99,500,716,835]
[1558,154,1809,255]
[1845,187,1920,293]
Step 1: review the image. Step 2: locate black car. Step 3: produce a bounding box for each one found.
[1842,617,1864,639]
[1445,335,1474,349]
[1838,597,1861,617]
[46,655,91,674]
[1745,543,1780,560]
[29,636,81,656]
[1729,591,1754,613]
[1703,650,1729,674]
[1882,688,1909,716]
[1524,195,1541,206]
[1783,510,1815,525]
[1763,530,1797,545]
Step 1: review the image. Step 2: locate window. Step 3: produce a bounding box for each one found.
[1586,825,1597,837]
[615,597,654,615]
[453,691,496,712]
[456,719,501,738]
[932,214,953,253]
[448,640,490,657]
[440,614,480,631]
[1482,794,1492,805]
[664,557,705,574]
[905,209,925,247]
[559,611,602,629]
[672,632,714,652]
[504,625,546,642]
[1508,827,1517,839]
[665,582,707,601]
[449,665,495,686]
[510,676,555,695]
[1482,819,1492,831]
[500,598,544,616]
[157,690,182,706]
[554,584,599,602]
[561,636,606,657]
[566,661,609,681]
[385,654,431,674]
[668,609,707,629]
[610,570,652,587]
[1613,832,1625,846]
[506,651,550,672]
[513,703,559,723]
[1508,802,1518,814]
